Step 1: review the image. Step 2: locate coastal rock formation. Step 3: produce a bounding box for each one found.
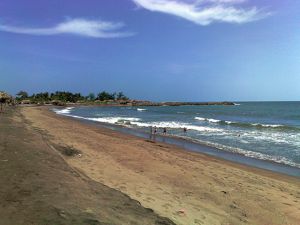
[160,101,235,106]
[130,100,235,107]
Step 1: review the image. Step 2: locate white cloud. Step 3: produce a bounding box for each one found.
[0,18,135,38]
[132,0,270,25]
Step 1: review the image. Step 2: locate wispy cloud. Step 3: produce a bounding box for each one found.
[0,18,135,38]
[132,0,270,25]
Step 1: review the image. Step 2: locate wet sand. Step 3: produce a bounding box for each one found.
[22,106,300,225]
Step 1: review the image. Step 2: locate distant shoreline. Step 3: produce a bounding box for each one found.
[20,101,236,107]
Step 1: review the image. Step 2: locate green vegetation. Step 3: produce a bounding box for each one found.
[96,91,129,101]
[15,91,130,105]
[87,93,96,101]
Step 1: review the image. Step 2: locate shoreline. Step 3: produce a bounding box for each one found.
[21,106,300,225]
[0,107,175,225]
[52,106,300,178]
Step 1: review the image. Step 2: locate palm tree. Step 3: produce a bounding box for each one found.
[0,91,12,112]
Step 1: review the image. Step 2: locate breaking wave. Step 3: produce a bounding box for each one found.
[130,121,222,132]
[187,138,300,168]
[195,117,221,123]
[87,117,141,125]
[53,108,141,125]
[194,117,297,131]
[53,107,74,115]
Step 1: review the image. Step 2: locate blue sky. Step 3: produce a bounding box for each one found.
[0,0,299,101]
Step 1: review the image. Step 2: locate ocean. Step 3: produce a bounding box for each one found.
[53,102,300,171]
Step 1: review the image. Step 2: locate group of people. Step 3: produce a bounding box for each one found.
[150,126,187,135]
[150,126,160,135]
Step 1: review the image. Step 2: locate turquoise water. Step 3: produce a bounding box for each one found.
[54,102,300,168]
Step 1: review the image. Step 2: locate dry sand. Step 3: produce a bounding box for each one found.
[0,107,174,225]
[22,106,300,225]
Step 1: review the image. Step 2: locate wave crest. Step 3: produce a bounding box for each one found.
[53,107,74,115]
[88,117,141,125]
[131,121,221,132]
[194,117,292,130]
[188,138,300,168]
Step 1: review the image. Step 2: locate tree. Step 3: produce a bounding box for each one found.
[33,92,49,103]
[97,91,115,101]
[16,91,28,100]
[87,93,95,101]
[49,91,84,103]
[116,92,129,101]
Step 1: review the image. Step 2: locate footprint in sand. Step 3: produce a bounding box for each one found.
[135,191,142,197]
[162,203,172,209]
[194,219,203,224]
[144,196,155,202]
[118,185,127,191]
[193,207,201,212]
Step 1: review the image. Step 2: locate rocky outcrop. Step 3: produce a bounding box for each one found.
[130,100,235,107]
[160,101,235,106]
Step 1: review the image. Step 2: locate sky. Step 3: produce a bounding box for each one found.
[0,0,299,101]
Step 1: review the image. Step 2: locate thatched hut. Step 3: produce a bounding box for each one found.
[0,91,12,112]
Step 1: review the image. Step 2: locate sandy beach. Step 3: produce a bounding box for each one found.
[0,107,174,225]
[18,106,300,225]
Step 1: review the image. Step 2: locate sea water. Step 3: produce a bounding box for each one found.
[53,102,300,170]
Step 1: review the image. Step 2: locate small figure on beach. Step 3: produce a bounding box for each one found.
[154,126,157,134]
[150,126,153,134]
[183,127,187,133]
[163,127,167,134]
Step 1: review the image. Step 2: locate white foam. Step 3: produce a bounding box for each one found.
[251,123,283,128]
[130,121,222,132]
[195,117,206,121]
[87,117,141,124]
[189,139,300,168]
[260,124,283,128]
[137,108,147,111]
[53,107,74,115]
[195,117,220,123]
[207,118,221,123]
[195,116,284,128]
[53,108,141,125]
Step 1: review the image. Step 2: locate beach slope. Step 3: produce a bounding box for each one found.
[0,107,175,225]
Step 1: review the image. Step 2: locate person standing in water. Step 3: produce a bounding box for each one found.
[154,126,157,134]
[163,127,167,135]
